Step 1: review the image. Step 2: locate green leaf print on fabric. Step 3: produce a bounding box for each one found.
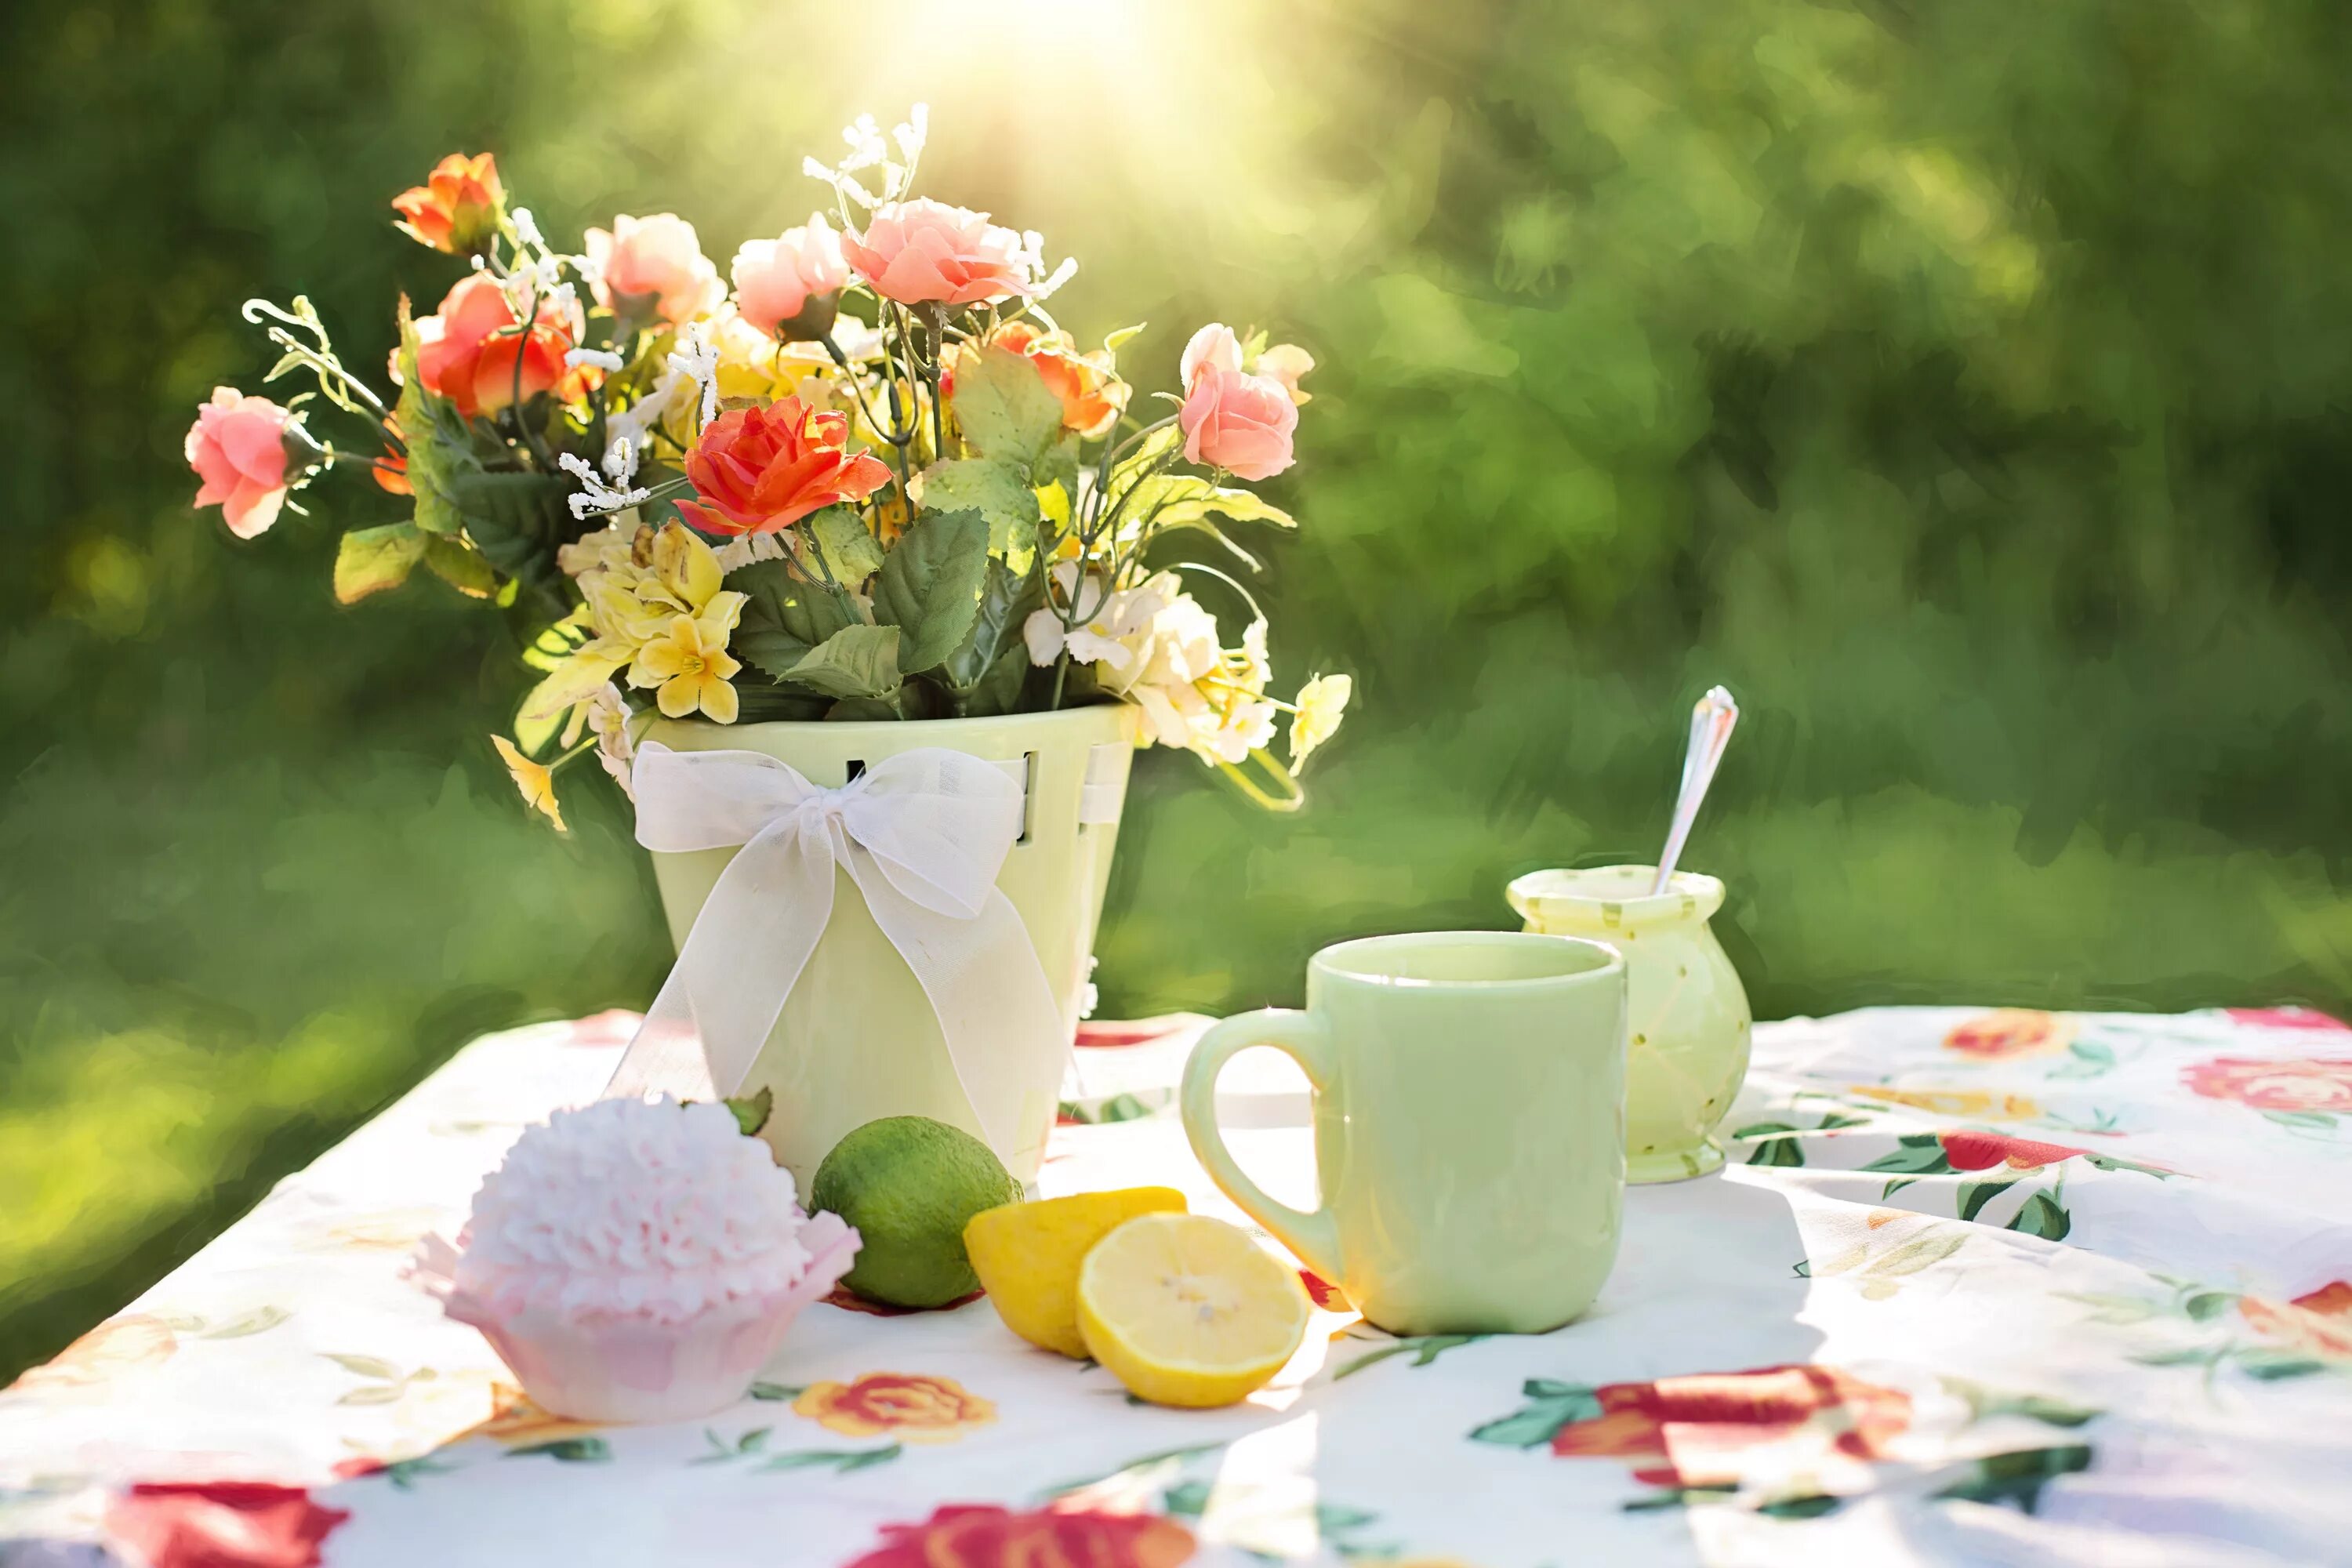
[1469,1379,1606,1447]
[2005,1192,2072,1241]
[758,1443,903,1473]
[1933,1444,2092,1513]
[1334,1334,1492,1380]
[2045,1040,2118,1081]
[505,1437,611,1463]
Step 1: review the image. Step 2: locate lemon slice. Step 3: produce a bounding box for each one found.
[964,1187,1189,1358]
[1076,1213,1309,1407]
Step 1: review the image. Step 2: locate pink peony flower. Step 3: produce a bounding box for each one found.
[1178,322,1297,481]
[842,199,1034,307]
[185,388,295,539]
[586,213,725,325]
[731,214,851,337]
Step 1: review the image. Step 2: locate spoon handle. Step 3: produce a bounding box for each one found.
[1651,685,1739,895]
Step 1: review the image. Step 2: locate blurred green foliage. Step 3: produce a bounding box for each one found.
[5,0,2348,1379]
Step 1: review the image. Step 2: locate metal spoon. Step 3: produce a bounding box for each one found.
[1650,685,1739,895]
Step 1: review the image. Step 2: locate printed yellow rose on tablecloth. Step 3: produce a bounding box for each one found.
[1850,1086,2042,1120]
[793,1373,995,1442]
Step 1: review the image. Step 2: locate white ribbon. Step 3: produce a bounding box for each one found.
[601,742,1067,1159]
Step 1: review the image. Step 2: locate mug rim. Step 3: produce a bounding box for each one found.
[1311,929,1624,990]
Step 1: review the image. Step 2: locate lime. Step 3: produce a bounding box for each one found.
[811,1116,1022,1308]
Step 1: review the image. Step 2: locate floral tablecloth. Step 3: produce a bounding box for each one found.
[6,1004,2352,1567]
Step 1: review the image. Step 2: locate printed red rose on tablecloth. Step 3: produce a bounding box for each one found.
[1536,1365,1912,1490]
[1943,1010,2073,1061]
[2183,1057,2352,1113]
[2239,1281,2352,1363]
[844,1503,1196,1568]
[106,1483,349,1568]
[2227,1007,2350,1033]
[1936,1131,2090,1173]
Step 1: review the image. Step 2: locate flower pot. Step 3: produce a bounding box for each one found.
[642,704,1136,1189]
[1507,866,1752,1182]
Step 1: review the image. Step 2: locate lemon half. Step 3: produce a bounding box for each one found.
[964,1186,1188,1358]
[1076,1213,1310,1407]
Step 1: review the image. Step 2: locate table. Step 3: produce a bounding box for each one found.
[5,1004,2350,1567]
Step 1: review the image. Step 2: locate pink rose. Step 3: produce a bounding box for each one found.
[731,214,851,337]
[185,387,295,539]
[2183,1056,2352,1113]
[842,199,1034,307]
[586,213,725,325]
[1178,323,1297,481]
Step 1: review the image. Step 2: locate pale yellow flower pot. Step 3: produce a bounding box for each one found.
[643,705,1135,1190]
[1507,865,1752,1182]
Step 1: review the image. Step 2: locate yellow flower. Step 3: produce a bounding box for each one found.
[630,615,742,722]
[491,735,566,831]
[1288,672,1352,768]
[791,1372,995,1442]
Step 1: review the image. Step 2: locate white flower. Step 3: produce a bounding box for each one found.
[1288,672,1352,768]
[803,103,928,212]
[600,435,641,483]
[510,206,546,252]
[666,321,720,429]
[558,452,653,521]
[567,347,626,375]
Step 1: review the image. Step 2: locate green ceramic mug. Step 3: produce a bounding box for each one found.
[1179,931,1628,1336]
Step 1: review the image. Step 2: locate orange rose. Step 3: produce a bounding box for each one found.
[792,1372,995,1442]
[673,396,895,535]
[2183,1056,2352,1113]
[412,274,575,420]
[1942,1009,2073,1060]
[950,321,1127,437]
[1550,1364,1911,1490]
[845,1504,1196,1568]
[2239,1281,2352,1362]
[391,152,503,255]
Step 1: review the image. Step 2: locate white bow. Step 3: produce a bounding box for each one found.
[601,742,1067,1159]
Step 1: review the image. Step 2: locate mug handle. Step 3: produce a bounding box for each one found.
[1180,1009,1344,1286]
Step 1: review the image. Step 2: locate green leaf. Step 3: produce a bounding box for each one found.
[873,507,989,673]
[1103,322,1147,354]
[2131,1345,2223,1367]
[2005,1192,2072,1241]
[198,1306,290,1339]
[786,625,902,699]
[1957,1177,2017,1223]
[332,523,426,604]
[394,299,467,537]
[1468,1388,1602,1448]
[2262,1109,2338,1131]
[728,558,857,681]
[422,535,500,598]
[758,1443,902,1473]
[2235,1349,2326,1380]
[447,470,575,620]
[1735,1122,1805,1167]
[1161,1479,1211,1518]
[920,459,1042,551]
[1105,422,1184,510]
[951,345,1066,467]
[506,1438,612,1463]
[2047,1039,2118,1080]
[1931,1444,2091,1514]
[748,1382,803,1402]
[322,1352,402,1381]
[2182,1290,2237,1321]
[723,1086,774,1137]
[941,558,1045,714]
[1864,1228,1967,1278]
[1862,1134,1955,1178]
[806,506,886,583]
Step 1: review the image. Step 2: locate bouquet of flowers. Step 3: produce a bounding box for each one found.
[187,107,1350,829]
